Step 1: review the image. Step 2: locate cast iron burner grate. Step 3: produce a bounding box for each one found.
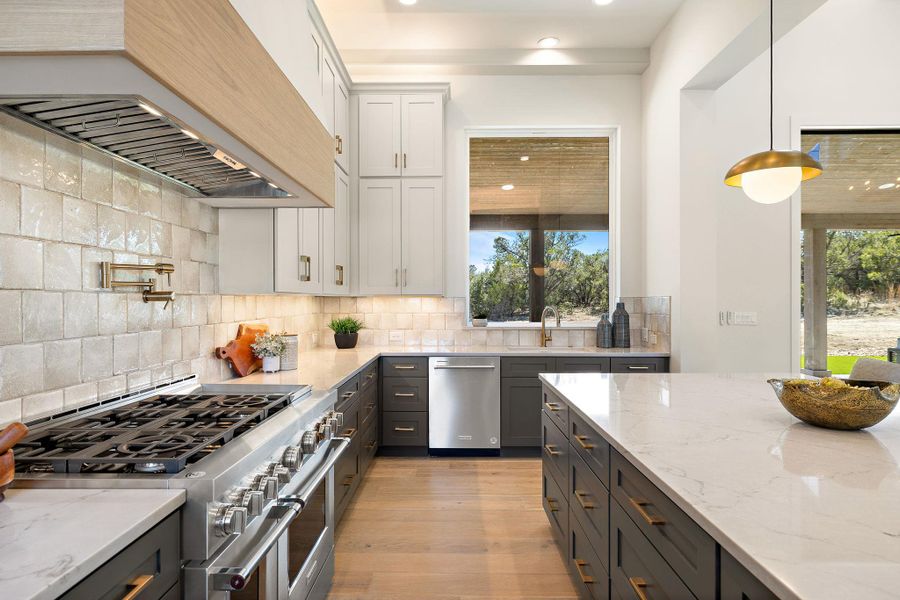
[14,392,291,474]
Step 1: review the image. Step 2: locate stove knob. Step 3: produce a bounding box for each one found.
[282,446,302,472]
[214,504,247,537]
[300,430,318,454]
[327,417,340,432]
[251,473,279,500]
[317,423,332,441]
[267,462,291,484]
[331,411,344,428]
[236,488,264,517]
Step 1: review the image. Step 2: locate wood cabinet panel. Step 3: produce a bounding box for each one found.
[542,461,568,552]
[720,549,778,600]
[382,357,429,377]
[500,356,556,378]
[570,410,611,489]
[543,387,569,434]
[382,412,428,446]
[556,357,611,373]
[501,378,543,447]
[542,410,569,494]
[570,449,611,573]
[382,377,428,412]
[569,509,610,600]
[610,357,669,373]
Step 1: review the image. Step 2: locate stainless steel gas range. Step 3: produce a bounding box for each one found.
[12,374,349,600]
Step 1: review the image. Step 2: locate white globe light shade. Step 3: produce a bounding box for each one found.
[740,166,802,204]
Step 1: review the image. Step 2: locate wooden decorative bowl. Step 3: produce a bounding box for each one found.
[768,378,900,430]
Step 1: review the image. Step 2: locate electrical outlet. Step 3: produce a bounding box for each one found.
[733,311,759,326]
[641,328,649,343]
[719,311,726,326]
[389,331,403,343]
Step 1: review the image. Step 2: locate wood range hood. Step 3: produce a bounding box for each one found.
[0,0,335,208]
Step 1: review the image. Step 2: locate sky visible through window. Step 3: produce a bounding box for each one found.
[469,230,609,272]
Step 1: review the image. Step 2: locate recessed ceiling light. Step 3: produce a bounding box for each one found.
[848,185,854,191]
[520,156,530,161]
[878,183,894,190]
[138,102,162,117]
[181,128,199,140]
[501,184,515,191]
[538,37,559,48]
[864,180,871,185]
[593,0,614,5]
[399,0,416,4]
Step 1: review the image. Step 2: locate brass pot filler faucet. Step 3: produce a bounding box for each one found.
[100,261,176,308]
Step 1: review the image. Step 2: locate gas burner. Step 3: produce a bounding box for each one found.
[116,433,197,457]
[214,395,279,409]
[134,462,168,474]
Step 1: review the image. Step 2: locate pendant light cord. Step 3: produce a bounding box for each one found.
[769,0,774,150]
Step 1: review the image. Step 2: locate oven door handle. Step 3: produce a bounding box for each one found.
[279,437,350,507]
[208,437,350,592]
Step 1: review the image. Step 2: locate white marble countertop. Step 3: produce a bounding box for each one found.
[225,345,669,391]
[0,488,185,600]
[539,372,900,600]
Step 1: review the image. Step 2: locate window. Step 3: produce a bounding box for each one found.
[468,136,611,324]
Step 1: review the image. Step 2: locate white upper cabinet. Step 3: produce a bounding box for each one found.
[401,95,444,177]
[335,80,350,174]
[358,179,403,294]
[321,53,336,136]
[401,179,443,294]
[275,208,322,294]
[323,166,350,295]
[358,95,402,178]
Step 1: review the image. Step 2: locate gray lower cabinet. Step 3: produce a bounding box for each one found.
[61,510,180,600]
[610,357,669,373]
[381,411,428,446]
[501,378,543,446]
[380,356,428,450]
[720,549,779,600]
[569,509,610,600]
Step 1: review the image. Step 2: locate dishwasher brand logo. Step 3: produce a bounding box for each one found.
[490,437,498,446]
[457,435,473,441]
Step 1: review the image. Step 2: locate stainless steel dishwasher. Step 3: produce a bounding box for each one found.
[428,356,501,451]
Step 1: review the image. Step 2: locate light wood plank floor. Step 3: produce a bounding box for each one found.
[328,457,578,600]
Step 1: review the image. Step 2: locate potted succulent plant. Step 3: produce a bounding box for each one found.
[328,317,364,349]
[251,331,287,373]
[472,312,488,327]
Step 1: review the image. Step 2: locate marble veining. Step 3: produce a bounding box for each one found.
[226,345,670,391]
[0,488,185,600]
[539,372,900,600]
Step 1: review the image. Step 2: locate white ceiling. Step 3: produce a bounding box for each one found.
[316,0,684,76]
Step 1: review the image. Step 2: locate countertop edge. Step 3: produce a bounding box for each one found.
[32,490,186,600]
[538,375,801,600]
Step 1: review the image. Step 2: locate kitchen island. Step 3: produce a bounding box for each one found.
[539,372,900,600]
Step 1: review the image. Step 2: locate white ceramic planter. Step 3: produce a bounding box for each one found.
[262,356,281,373]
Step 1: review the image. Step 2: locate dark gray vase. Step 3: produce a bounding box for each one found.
[612,302,630,348]
[597,314,613,348]
[334,333,358,349]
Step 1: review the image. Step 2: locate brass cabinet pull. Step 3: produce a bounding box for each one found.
[574,434,594,450]
[546,497,560,513]
[628,577,650,600]
[342,474,355,487]
[335,265,344,286]
[335,134,342,154]
[341,391,356,400]
[574,490,595,510]
[394,426,415,432]
[544,402,561,412]
[403,153,407,168]
[342,427,357,438]
[365,441,376,450]
[393,365,417,370]
[574,559,595,584]
[122,574,155,600]
[394,392,416,398]
[628,497,666,526]
[543,444,560,457]
[367,403,376,409]
[299,255,311,282]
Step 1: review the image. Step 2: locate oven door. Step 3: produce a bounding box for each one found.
[185,437,348,600]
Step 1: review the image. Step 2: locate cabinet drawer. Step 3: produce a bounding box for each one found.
[336,374,360,412]
[360,360,379,391]
[382,412,428,446]
[382,377,428,412]
[570,450,610,572]
[334,436,359,519]
[556,357,611,373]
[541,410,568,493]
[501,356,556,378]
[359,384,378,432]
[382,356,428,377]
[569,509,610,600]
[610,499,694,600]
[61,510,180,600]
[337,396,359,440]
[570,410,610,488]
[611,450,715,600]
[542,386,568,433]
[359,420,378,477]
[610,357,668,373]
[720,549,778,600]
[542,463,568,551]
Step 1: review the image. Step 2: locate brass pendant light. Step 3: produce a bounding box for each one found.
[724,0,822,204]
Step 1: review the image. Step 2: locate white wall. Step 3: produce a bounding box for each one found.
[646,0,900,372]
[356,74,644,300]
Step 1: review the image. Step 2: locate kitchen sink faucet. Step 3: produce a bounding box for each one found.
[540,306,561,347]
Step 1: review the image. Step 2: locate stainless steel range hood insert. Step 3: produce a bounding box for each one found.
[0,95,288,199]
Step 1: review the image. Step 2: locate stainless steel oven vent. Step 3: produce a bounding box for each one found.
[0,96,288,199]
